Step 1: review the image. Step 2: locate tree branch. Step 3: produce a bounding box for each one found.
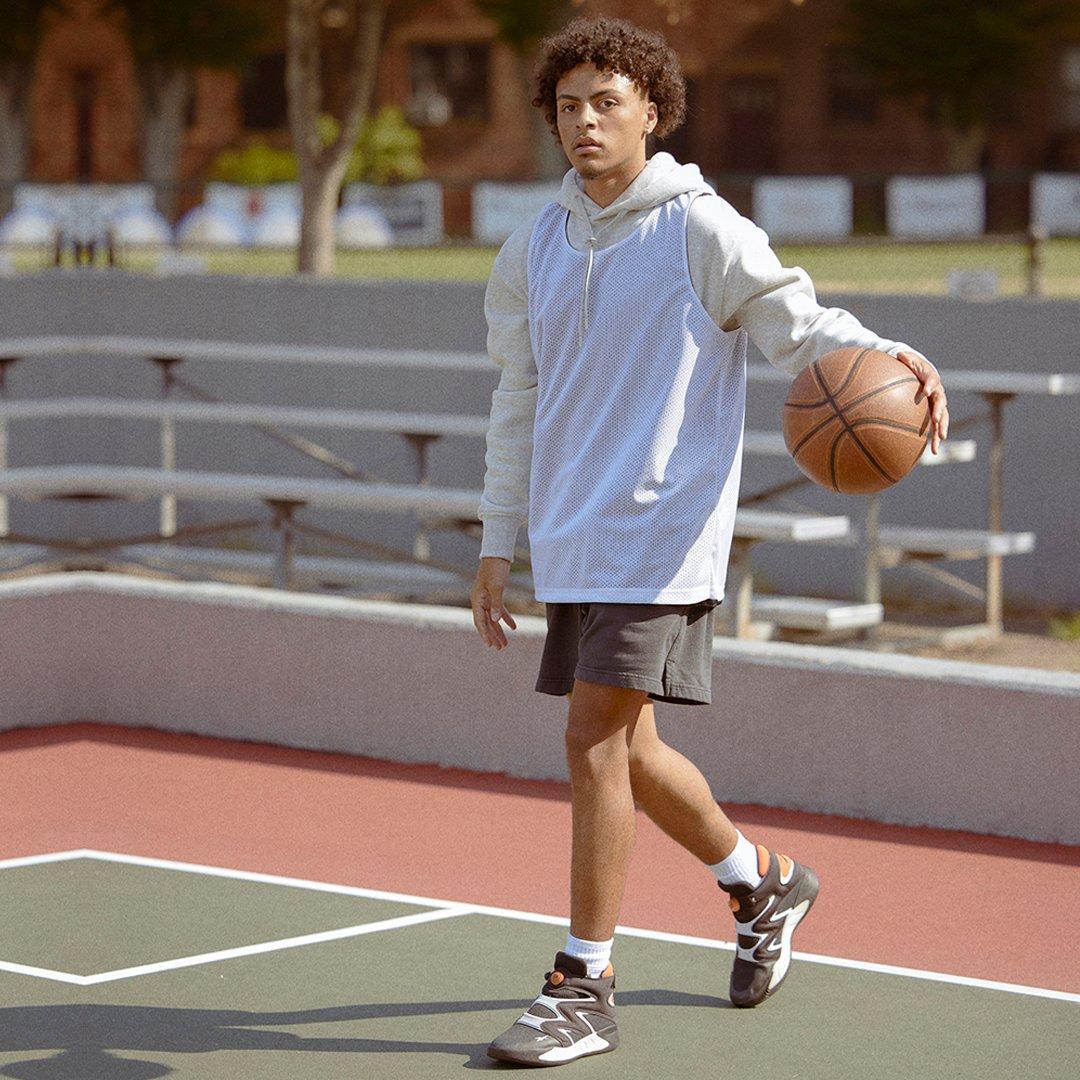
[329,0,387,164]
[286,0,324,170]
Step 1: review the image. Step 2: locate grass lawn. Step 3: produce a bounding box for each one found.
[10,238,1080,296]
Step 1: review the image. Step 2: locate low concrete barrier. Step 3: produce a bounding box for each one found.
[1,572,1076,844]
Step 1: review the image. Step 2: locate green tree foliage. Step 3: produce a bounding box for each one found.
[206,140,298,184]
[339,106,425,184]
[208,106,424,185]
[104,0,267,70]
[844,0,1072,143]
[474,0,572,51]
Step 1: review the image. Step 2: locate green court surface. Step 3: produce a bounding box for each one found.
[0,852,1074,1078]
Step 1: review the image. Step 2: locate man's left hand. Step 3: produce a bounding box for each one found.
[895,350,949,454]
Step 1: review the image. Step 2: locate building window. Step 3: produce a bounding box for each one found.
[827,44,879,124]
[241,51,287,130]
[1061,45,1080,131]
[724,75,779,172]
[406,42,489,125]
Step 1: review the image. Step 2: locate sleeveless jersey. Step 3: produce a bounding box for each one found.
[525,189,748,604]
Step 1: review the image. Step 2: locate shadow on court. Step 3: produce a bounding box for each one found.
[0,991,731,1076]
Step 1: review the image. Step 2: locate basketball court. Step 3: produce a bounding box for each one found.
[2,722,1076,1078]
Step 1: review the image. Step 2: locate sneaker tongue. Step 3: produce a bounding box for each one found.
[552,951,589,978]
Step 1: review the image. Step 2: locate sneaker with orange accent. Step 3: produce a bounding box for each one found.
[717,844,820,1007]
[486,951,618,1066]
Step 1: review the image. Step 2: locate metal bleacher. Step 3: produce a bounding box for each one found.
[0,335,1058,642]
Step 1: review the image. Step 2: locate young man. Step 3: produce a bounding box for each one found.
[470,14,948,1068]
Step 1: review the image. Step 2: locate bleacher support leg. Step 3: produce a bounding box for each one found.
[0,357,16,539]
[268,499,303,591]
[403,432,442,561]
[984,392,1012,635]
[728,537,754,639]
[860,493,881,605]
[151,357,184,539]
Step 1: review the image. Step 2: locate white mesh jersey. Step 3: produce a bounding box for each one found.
[526,189,748,604]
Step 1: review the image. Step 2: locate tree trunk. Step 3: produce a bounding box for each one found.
[0,63,31,219]
[299,158,347,276]
[288,0,387,276]
[517,49,565,181]
[137,65,191,223]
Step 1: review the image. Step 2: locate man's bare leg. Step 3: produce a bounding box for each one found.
[623,699,739,864]
[564,678,650,941]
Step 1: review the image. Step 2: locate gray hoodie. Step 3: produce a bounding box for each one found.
[477,150,925,563]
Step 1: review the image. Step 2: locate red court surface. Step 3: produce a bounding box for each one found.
[4,721,1078,996]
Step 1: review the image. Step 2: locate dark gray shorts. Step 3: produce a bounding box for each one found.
[535,599,722,706]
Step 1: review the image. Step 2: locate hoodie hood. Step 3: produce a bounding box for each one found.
[557,150,714,229]
[555,151,716,348]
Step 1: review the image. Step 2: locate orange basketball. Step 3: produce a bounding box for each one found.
[782,346,931,494]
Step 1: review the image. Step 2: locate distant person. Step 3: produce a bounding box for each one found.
[471,13,948,1067]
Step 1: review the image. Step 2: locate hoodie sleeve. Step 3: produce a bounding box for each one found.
[477,224,537,562]
[686,195,928,376]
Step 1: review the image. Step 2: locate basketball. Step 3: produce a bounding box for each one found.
[782,346,931,494]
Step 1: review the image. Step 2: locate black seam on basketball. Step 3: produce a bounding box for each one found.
[830,346,873,400]
[840,375,921,412]
[791,410,844,456]
[846,427,898,484]
[787,346,870,411]
[847,417,928,436]
[787,357,914,415]
[828,429,844,491]
[791,364,847,455]
[809,361,896,486]
[790,375,922,453]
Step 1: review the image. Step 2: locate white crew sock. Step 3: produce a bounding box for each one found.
[563,932,614,978]
[708,829,765,889]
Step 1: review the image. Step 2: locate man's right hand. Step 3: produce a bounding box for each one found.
[472,556,517,650]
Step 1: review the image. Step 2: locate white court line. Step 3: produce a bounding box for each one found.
[0,960,88,985]
[4,848,1079,1003]
[76,907,471,986]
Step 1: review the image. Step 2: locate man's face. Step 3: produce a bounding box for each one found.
[554,62,657,179]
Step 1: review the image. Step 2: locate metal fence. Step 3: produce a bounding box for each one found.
[2,172,1077,297]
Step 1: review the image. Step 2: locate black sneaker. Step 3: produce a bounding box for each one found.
[717,844,820,1007]
[486,951,618,1066]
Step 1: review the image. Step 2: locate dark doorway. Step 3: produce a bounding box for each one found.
[73,69,96,182]
[723,75,779,173]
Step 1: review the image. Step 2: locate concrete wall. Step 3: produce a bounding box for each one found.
[1,572,1077,845]
[0,271,1078,609]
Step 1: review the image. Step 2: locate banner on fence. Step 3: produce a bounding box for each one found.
[751,177,852,241]
[342,180,444,245]
[887,175,985,238]
[472,182,561,244]
[1031,173,1080,237]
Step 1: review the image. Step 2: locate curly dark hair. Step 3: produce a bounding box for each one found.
[532,14,687,141]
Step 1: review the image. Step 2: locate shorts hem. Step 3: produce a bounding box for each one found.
[574,664,665,697]
[536,665,711,706]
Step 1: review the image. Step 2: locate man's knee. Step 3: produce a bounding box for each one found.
[564,679,646,761]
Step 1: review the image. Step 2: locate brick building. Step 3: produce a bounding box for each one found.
[26,0,1080,227]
